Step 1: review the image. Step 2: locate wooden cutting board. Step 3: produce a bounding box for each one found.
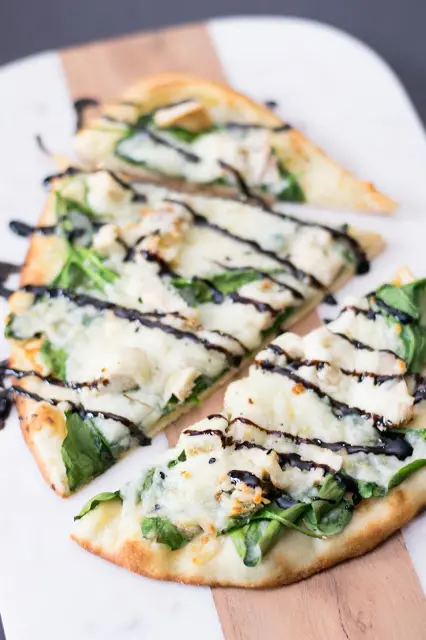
[59,21,426,640]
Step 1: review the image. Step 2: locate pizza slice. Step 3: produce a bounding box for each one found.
[3,168,382,496]
[72,269,426,587]
[74,74,395,213]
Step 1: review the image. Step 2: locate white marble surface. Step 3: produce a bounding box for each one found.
[0,16,426,640]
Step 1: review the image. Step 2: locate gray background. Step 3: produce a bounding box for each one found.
[0,1,422,638]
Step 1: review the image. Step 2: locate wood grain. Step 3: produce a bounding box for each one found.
[60,23,426,640]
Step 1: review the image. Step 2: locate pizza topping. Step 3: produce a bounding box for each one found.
[73,277,426,566]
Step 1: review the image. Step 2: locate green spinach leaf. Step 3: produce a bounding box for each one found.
[141,517,194,550]
[167,450,187,469]
[388,459,426,490]
[303,474,353,536]
[141,468,156,493]
[170,268,283,307]
[61,412,116,492]
[170,277,213,307]
[39,340,67,380]
[261,308,294,338]
[230,502,312,567]
[356,480,387,499]
[52,244,118,292]
[275,163,305,203]
[185,374,214,404]
[74,491,122,521]
[303,501,353,536]
[374,279,426,372]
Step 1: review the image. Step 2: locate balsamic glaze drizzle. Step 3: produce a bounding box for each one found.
[372,296,415,324]
[229,416,413,461]
[73,97,100,131]
[257,360,392,428]
[263,344,403,385]
[9,220,56,237]
[323,293,337,306]
[0,363,109,391]
[19,285,242,367]
[167,198,324,290]
[0,262,20,286]
[35,134,51,156]
[9,384,151,445]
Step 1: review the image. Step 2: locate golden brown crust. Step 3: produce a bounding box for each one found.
[71,467,426,588]
[75,73,396,214]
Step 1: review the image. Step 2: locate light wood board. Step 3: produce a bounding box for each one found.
[60,22,426,640]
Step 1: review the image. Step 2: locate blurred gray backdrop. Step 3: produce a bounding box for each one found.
[0,1,423,638]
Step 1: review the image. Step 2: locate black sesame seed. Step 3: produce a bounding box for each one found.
[209,457,216,464]
[154,504,160,511]
[159,471,165,480]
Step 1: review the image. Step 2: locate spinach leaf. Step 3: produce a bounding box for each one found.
[52,244,118,292]
[261,307,294,338]
[141,517,194,550]
[185,374,214,404]
[275,163,305,203]
[141,468,156,493]
[252,502,323,538]
[162,374,215,415]
[161,126,215,143]
[356,479,387,499]
[230,502,312,567]
[303,501,353,536]
[4,313,18,339]
[230,519,283,567]
[39,340,67,380]
[170,268,283,307]
[170,277,213,307]
[374,279,426,372]
[303,474,353,536]
[161,394,179,416]
[167,450,187,469]
[55,192,95,220]
[388,459,426,490]
[61,412,116,492]
[210,269,280,295]
[74,491,122,521]
[312,474,345,521]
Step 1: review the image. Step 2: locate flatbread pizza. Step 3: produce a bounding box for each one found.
[2,168,382,496]
[74,74,395,213]
[72,269,426,587]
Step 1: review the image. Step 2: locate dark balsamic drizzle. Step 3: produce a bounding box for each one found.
[257,360,392,428]
[184,428,229,448]
[263,345,403,385]
[43,166,81,188]
[0,262,20,285]
[145,130,199,163]
[167,198,324,290]
[372,296,415,324]
[9,384,150,446]
[35,134,51,156]
[323,293,337,306]
[73,97,100,131]
[0,364,109,392]
[20,285,242,367]
[9,220,57,238]
[413,375,426,405]
[264,100,279,109]
[329,330,402,361]
[228,469,264,488]
[229,416,413,461]
[234,439,334,474]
